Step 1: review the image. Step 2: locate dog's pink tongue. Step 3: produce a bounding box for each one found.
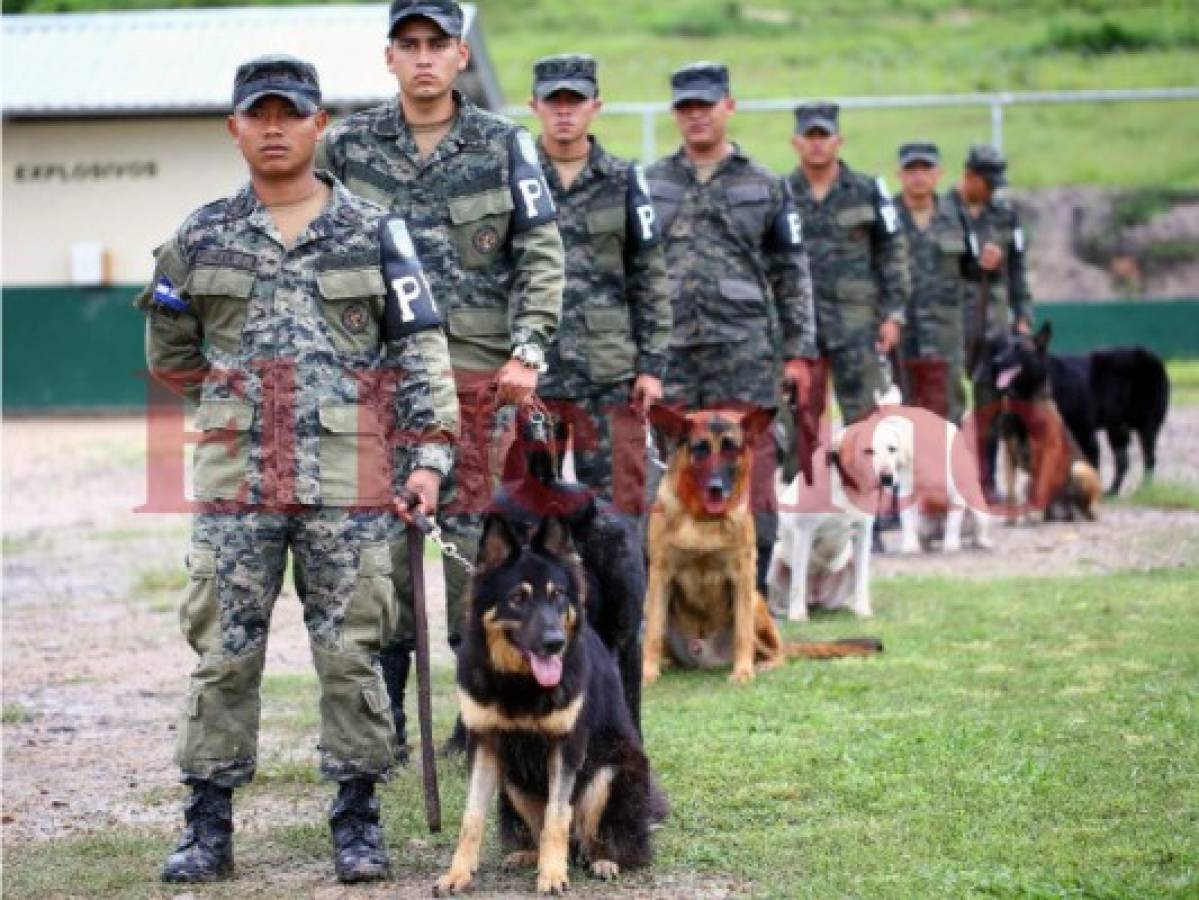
[529,654,563,688]
[996,366,1020,391]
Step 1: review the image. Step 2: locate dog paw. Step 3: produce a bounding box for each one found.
[851,605,873,619]
[729,665,754,685]
[787,608,810,623]
[642,663,661,686]
[942,539,962,553]
[434,866,474,896]
[502,850,538,871]
[537,864,570,895]
[590,860,620,880]
[974,535,995,550]
[900,542,921,555]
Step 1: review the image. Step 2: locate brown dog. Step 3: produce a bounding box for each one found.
[644,406,880,686]
[1002,398,1101,522]
[643,406,777,684]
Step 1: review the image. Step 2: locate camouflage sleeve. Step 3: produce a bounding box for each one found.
[507,220,565,351]
[1007,209,1034,324]
[871,177,911,324]
[134,235,207,402]
[506,128,564,350]
[387,331,457,480]
[764,178,818,359]
[376,215,458,478]
[315,130,344,180]
[624,164,671,379]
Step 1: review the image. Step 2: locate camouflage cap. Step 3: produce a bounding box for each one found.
[965,143,1008,187]
[533,54,598,100]
[388,0,463,39]
[232,54,321,116]
[670,61,730,107]
[794,102,840,135]
[898,141,940,167]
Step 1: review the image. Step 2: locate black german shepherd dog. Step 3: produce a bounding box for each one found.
[491,405,646,735]
[993,322,1170,494]
[433,515,654,896]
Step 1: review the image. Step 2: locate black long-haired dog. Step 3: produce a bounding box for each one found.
[434,515,655,897]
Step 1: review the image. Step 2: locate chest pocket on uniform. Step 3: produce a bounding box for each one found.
[585,204,626,276]
[725,182,771,243]
[834,204,876,243]
[935,234,966,294]
[185,267,255,354]
[448,188,514,270]
[650,181,684,235]
[316,268,386,354]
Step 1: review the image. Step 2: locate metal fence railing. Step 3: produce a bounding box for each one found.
[506,86,1199,165]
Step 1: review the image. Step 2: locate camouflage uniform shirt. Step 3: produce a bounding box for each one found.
[895,192,968,362]
[789,161,911,350]
[319,91,564,376]
[536,137,671,399]
[647,145,816,360]
[137,174,454,507]
[947,187,1034,336]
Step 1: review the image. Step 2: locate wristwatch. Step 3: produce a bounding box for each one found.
[512,342,547,374]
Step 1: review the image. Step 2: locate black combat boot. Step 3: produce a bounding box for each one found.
[379,643,411,765]
[161,781,234,883]
[330,779,391,883]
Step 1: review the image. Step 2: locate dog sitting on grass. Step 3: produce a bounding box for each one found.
[645,405,882,686]
[434,516,656,896]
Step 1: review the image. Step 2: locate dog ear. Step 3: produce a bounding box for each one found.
[478,514,521,571]
[740,405,777,442]
[648,403,689,442]
[1034,321,1052,355]
[533,516,575,559]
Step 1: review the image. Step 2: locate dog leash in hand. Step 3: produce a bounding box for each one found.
[401,500,476,577]
[398,492,442,833]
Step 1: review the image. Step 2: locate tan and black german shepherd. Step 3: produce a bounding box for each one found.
[434,515,656,896]
[644,405,882,686]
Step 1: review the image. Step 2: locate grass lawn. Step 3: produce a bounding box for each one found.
[5,568,1197,897]
[476,0,1199,186]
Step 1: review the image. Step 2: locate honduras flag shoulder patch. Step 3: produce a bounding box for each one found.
[152,275,188,312]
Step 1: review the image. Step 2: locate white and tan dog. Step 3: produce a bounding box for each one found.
[869,408,993,554]
[766,423,880,623]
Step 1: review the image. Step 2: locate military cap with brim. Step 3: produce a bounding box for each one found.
[670,62,730,107]
[388,0,463,39]
[233,54,321,115]
[794,102,840,135]
[965,143,1008,187]
[899,141,940,167]
[533,54,598,100]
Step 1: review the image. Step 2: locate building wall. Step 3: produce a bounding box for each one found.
[3,117,243,286]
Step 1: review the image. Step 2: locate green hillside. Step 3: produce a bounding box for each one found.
[8,0,1199,186]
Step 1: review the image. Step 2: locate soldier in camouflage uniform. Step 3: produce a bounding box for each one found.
[528,54,671,512]
[788,103,910,428]
[138,57,456,884]
[949,144,1034,493]
[894,141,968,423]
[647,62,817,590]
[319,0,564,755]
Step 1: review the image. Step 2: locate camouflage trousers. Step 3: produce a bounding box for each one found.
[176,508,397,788]
[541,383,648,516]
[663,336,780,587]
[388,376,506,654]
[901,331,966,424]
[809,333,895,428]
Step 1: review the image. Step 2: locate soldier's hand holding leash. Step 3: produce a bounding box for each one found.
[875,318,902,353]
[782,358,814,406]
[394,469,440,526]
[631,374,663,416]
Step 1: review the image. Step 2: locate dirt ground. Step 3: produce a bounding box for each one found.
[3,406,1197,894]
